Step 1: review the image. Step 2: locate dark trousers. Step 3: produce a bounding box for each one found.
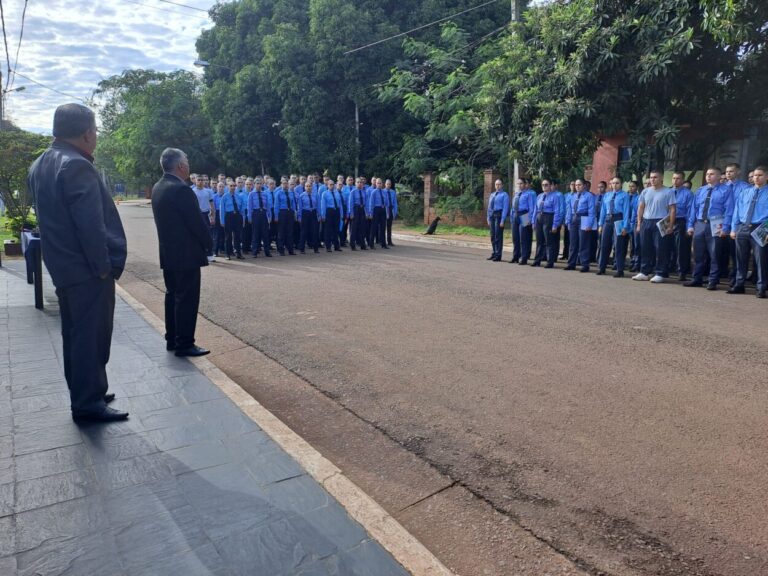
[721,235,736,285]
[214,213,225,255]
[56,276,115,414]
[630,230,642,270]
[242,220,252,252]
[162,268,201,351]
[511,214,532,261]
[372,206,387,247]
[386,216,394,245]
[251,210,271,255]
[578,228,591,270]
[277,209,295,254]
[567,220,581,267]
[561,224,570,258]
[224,212,243,256]
[299,210,319,251]
[590,230,599,263]
[364,217,372,247]
[270,220,278,246]
[340,218,349,246]
[692,220,724,285]
[324,208,341,250]
[735,225,767,291]
[350,206,367,248]
[533,213,557,265]
[598,221,615,272]
[489,211,504,258]
[670,218,692,275]
[201,212,213,257]
[293,220,301,246]
[640,219,671,276]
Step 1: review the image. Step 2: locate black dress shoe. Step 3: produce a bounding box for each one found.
[351,246,358,251]
[104,393,115,404]
[166,342,176,351]
[487,255,495,260]
[706,284,718,291]
[596,270,605,276]
[683,280,703,287]
[613,271,624,278]
[265,253,273,257]
[236,253,244,259]
[510,258,519,264]
[174,346,210,358]
[72,406,129,424]
[544,264,554,269]
[563,266,575,271]
[335,247,343,252]
[492,257,501,262]
[757,290,766,299]
[518,260,527,265]
[530,262,541,267]
[382,245,389,249]
[580,267,589,273]
[726,286,745,294]
[678,275,687,282]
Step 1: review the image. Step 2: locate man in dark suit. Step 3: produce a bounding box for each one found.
[28,103,129,424]
[151,148,212,358]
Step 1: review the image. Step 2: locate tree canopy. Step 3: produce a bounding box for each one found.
[0,129,50,232]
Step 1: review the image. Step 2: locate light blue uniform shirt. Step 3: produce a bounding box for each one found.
[535,191,564,229]
[386,188,398,219]
[273,186,295,220]
[486,190,510,223]
[247,189,272,222]
[598,190,630,233]
[320,188,344,220]
[297,192,319,222]
[573,191,596,229]
[219,192,244,226]
[366,187,389,217]
[239,189,251,220]
[564,192,573,227]
[672,186,693,222]
[688,184,734,233]
[629,194,640,230]
[731,185,768,228]
[348,186,367,216]
[511,189,536,224]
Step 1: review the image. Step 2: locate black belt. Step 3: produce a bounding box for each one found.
[576,212,588,217]
[610,213,624,221]
[515,210,529,215]
[492,210,502,216]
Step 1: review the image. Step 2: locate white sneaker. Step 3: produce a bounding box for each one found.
[208,256,216,263]
[632,273,650,281]
[650,275,665,283]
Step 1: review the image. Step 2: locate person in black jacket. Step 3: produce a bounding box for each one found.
[28,103,129,424]
[151,148,212,358]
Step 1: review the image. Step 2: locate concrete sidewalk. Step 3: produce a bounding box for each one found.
[0,262,412,576]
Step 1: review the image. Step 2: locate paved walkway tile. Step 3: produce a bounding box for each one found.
[0,262,409,576]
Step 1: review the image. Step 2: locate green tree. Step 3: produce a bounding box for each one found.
[92,70,216,192]
[0,129,50,236]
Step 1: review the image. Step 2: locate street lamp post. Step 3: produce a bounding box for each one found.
[0,71,27,131]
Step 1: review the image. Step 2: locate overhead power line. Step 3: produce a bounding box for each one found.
[120,0,210,18]
[0,0,12,90]
[344,0,502,55]
[154,0,208,12]
[8,0,28,91]
[10,70,88,102]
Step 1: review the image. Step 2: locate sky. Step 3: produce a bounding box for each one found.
[0,0,213,133]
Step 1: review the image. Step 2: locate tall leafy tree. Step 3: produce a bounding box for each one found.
[0,129,49,234]
[92,70,216,191]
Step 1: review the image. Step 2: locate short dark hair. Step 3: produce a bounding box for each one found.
[726,162,740,170]
[52,103,95,139]
[754,165,767,173]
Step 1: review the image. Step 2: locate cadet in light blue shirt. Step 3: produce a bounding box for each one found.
[633,171,676,282]
[729,166,768,296]
[273,179,296,255]
[320,181,344,252]
[220,181,245,259]
[385,179,398,247]
[597,177,629,276]
[366,179,390,249]
[509,178,537,264]
[685,167,734,289]
[628,181,642,271]
[568,180,596,272]
[668,172,693,280]
[297,182,320,253]
[531,178,562,268]
[248,180,272,257]
[192,176,215,260]
[486,179,510,262]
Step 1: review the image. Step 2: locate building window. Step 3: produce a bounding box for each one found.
[618,146,632,164]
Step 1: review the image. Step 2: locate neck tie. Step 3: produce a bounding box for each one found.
[332,191,338,211]
[490,192,496,211]
[703,186,713,219]
[745,187,760,225]
[256,191,261,210]
[309,194,314,210]
[513,194,520,212]
[286,190,292,211]
[609,193,615,215]
[358,189,363,206]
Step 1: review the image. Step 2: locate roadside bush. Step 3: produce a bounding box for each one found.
[398,193,424,226]
[6,214,37,238]
[435,193,481,223]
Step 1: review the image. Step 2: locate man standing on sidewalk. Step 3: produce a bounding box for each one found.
[28,103,129,424]
[728,166,768,298]
[487,179,509,262]
[151,148,211,358]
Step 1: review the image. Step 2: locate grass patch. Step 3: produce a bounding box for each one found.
[0,215,15,245]
[398,223,490,238]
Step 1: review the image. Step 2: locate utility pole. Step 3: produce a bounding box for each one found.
[355,101,360,178]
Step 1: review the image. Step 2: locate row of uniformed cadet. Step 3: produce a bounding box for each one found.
[190,173,399,260]
[486,164,768,298]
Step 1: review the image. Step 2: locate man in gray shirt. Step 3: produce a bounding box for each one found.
[633,170,676,283]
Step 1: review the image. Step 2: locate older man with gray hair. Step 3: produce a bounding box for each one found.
[151,147,212,357]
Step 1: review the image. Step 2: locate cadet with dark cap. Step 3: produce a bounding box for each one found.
[28,103,129,424]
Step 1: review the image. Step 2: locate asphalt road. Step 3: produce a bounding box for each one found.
[119,203,768,576]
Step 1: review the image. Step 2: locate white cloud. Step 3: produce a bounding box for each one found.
[1,0,213,133]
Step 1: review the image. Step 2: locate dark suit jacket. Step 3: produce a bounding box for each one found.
[28,141,127,288]
[151,174,211,271]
